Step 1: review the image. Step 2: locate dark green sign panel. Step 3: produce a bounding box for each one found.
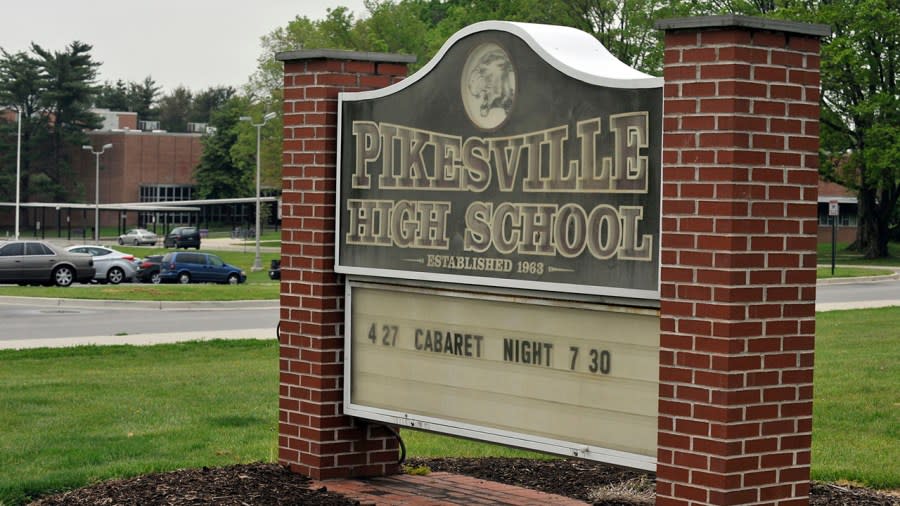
[336,25,662,300]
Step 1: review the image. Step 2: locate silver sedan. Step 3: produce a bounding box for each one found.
[118,228,158,246]
[66,245,139,284]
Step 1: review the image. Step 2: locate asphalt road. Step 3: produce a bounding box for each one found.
[0,297,277,349]
[816,275,900,310]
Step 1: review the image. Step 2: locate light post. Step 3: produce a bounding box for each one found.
[82,143,113,243]
[15,106,22,239]
[240,111,276,272]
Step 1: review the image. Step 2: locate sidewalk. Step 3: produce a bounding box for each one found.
[2,328,276,350]
[195,235,281,253]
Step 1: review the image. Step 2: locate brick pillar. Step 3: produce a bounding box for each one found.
[276,49,414,480]
[654,16,829,505]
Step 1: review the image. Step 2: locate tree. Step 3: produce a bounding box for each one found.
[128,76,162,121]
[157,86,193,132]
[360,0,431,68]
[194,96,253,199]
[247,7,371,99]
[189,86,236,124]
[96,79,131,111]
[754,0,900,258]
[0,50,43,206]
[230,104,282,193]
[816,0,900,258]
[30,41,103,200]
[0,41,101,205]
[95,76,161,122]
[685,0,900,258]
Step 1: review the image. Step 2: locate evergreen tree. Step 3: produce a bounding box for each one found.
[0,50,42,206]
[94,76,160,122]
[157,86,193,132]
[96,79,131,111]
[30,41,102,200]
[128,76,161,121]
[0,41,101,204]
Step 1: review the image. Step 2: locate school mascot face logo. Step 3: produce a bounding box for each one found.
[462,43,516,130]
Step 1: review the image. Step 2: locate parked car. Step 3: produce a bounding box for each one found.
[135,255,164,284]
[66,245,139,284]
[0,240,95,287]
[118,228,158,246]
[158,251,246,285]
[164,226,201,249]
[268,259,281,280]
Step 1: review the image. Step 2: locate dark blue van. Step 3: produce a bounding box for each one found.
[159,252,246,284]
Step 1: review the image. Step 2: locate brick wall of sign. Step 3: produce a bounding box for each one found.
[655,16,827,505]
[276,50,414,480]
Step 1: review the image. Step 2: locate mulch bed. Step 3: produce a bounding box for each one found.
[28,459,900,505]
[28,464,355,506]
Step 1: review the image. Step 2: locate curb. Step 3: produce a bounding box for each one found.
[1,328,277,351]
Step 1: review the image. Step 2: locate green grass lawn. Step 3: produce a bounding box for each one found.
[816,266,895,279]
[818,241,900,267]
[812,307,900,488]
[0,340,280,505]
[0,282,279,301]
[1,307,898,504]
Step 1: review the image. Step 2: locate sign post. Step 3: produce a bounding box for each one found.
[829,199,839,275]
[655,15,827,504]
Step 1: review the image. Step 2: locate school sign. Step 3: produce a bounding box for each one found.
[337,23,661,301]
[335,21,662,470]
[279,14,826,503]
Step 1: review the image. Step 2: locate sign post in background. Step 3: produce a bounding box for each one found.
[830,199,839,275]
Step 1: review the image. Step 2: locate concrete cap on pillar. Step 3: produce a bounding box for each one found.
[276,48,417,63]
[655,14,831,38]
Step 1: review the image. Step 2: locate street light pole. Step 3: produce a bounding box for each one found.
[82,143,113,243]
[15,106,22,240]
[240,111,277,272]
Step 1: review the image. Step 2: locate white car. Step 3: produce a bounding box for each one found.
[65,245,139,284]
[118,228,158,246]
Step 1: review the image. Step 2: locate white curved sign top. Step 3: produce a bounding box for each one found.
[353,20,662,102]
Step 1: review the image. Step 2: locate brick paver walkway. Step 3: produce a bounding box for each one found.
[311,472,589,505]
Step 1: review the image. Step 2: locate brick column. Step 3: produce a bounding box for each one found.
[276,49,414,480]
[654,16,829,505]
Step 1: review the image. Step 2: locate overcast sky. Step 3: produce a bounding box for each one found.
[2,0,368,93]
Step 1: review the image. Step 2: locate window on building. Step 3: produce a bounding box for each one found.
[818,203,858,227]
[139,184,196,225]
